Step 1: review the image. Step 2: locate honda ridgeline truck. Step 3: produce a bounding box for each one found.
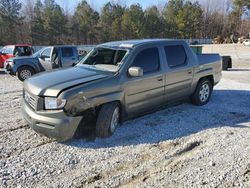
[22,39,222,141]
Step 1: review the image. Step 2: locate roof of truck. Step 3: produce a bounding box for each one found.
[100,39,185,49]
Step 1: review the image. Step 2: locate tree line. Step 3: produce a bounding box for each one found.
[0,0,249,45]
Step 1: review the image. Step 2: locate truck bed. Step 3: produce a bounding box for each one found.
[197,54,221,66]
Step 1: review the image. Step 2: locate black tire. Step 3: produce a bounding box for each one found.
[191,78,213,106]
[96,102,120,138]
[17,66,35,81]
[74,115,96,139]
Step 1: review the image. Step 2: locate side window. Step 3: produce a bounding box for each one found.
[131,48,160,74]
[16,47,25,56]
[14,47,24,56]
[164,45,187,68]
[24,46,33,56]
[41,48,52,58]
[61,47,73,58]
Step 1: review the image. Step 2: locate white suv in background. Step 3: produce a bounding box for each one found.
[243,39,250,46]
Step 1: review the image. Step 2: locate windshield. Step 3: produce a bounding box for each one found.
[78,47,129,72]
[32,48,45,57]
[0,46,14,54]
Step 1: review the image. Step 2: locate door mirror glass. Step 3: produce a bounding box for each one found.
[40,48,52,59]
[40,55,47,59]
[128,67,143,77]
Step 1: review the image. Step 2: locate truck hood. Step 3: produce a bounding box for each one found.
[24,66,110,96]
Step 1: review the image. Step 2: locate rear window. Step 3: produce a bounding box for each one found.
[131,48,160,73]
[164,45,187,68]
[62,47,73,58]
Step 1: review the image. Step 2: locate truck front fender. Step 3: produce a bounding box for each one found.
[64,91,125,116]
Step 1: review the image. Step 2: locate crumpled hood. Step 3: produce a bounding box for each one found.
[24,66,110,96]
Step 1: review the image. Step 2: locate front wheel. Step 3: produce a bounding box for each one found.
[17,66,35,81]
[191,78,213,106]
[96,102,120,138]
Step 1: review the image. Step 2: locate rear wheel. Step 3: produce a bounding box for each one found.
[96,102,120,138]
[191,78,213,106]
[17,66,34,81]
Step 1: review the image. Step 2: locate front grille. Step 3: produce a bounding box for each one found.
[24,91,37,110]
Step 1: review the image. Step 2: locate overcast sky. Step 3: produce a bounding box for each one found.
[53,0,166,11]
[21,0,229,12]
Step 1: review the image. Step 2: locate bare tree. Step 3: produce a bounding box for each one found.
[19,0,35,43]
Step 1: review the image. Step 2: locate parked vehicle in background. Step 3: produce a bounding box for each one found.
[5,45,78,81]
[22,39,222,141]
[243,39,250,46]
[0,44,33,68]
[78,49,88,61]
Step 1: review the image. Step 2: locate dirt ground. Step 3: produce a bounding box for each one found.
[0,44,250,188]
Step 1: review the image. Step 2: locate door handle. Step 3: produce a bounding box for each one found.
[187,70,192,74]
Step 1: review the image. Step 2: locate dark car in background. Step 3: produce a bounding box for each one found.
[5,45,79,81]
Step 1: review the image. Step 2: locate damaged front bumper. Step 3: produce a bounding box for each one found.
[22,100,83,141]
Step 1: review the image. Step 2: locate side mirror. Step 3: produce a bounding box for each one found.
[128,67,143,77]
[40,55,49,59]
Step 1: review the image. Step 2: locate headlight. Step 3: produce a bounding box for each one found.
[44,97,66,110]
[9,61,14,66]
[6,61,14,66]
[4,61,13,69]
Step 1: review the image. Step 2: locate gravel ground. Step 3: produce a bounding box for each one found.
[0,45,250,188]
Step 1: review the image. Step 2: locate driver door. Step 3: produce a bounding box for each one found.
[124,47,165,115]
[39,47,53,70]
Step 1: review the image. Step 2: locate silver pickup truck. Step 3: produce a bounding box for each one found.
[22,39,222,141]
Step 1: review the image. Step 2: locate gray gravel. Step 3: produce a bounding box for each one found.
[0,45,250,187]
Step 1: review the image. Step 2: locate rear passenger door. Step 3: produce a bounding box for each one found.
[60,47,77,67]
[163,45,194,101]
[124,47,165,115]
